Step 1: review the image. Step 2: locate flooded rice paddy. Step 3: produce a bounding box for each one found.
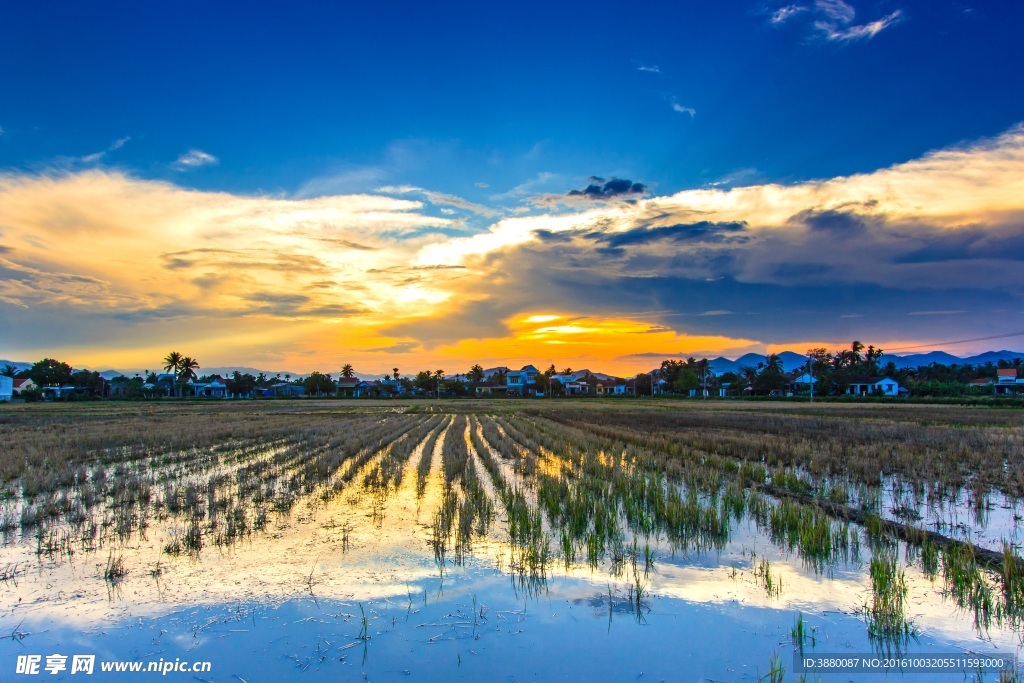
[0,400,1022,681]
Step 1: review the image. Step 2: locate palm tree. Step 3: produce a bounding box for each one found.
[561,367,573,375]
[494,368,508,385]
[764,353,783,374]
[341,364,355,378]
[162,351,182,396]
[178,356,200,385]
[393,368,400,383]
[434,369,444,398]
[1,364,17,378]
[468,364,485,384]
[162,351,182,378]
[696,358,711,398]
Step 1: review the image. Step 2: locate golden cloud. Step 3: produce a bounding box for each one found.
[2,125,1024,372]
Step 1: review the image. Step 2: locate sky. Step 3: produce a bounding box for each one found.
[1,1,1023,375]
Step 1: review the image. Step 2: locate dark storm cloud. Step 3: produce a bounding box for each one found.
[587,221,748,248]
[566,177,648,201]
[792,208,868,236]
[893,226,1024,264]
[534,229,574,243]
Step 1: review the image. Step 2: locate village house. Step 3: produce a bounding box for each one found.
[12,378,36,396]
[505,370,528,394]
[996,368,1024,395]
[41,385,86,400]
[192,377,228,398]
[845,376,902,396]
[261,382,305,398]
[502,365,539,395]
[107,377,134,398]
[594,379,628,396]
[336,378,371,397]
[788,371,819,393]
[519,365,539,383]
[475,381,501,396]
[562,380,589,396]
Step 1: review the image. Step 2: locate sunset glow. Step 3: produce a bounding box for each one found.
[2,2,1022,374]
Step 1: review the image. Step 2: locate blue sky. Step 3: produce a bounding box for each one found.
[1,1,1023,373]
[4,1,1020,202]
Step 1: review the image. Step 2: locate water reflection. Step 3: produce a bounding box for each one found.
[1,410,1021,679]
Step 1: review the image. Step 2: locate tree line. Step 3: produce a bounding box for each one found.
[2,341,1020,400]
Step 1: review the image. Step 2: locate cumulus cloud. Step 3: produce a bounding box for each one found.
[395,124,1024,356]
[4,125,1024,372]
[0,169,456,367]
[172,149,218,171]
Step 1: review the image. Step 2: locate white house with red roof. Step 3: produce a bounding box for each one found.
[996,368,1024,394]
[12,378,36,395]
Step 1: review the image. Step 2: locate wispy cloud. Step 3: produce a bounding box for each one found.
[816,10,903,41]
[815,0,855,23]
[377,185,500,218]
[771,1,903,43]
[669,97,696,117]
[172,149,218,171]
[770,4,807,24]
[637,63,661,73]
[80,136,131,164]
[488,171,563,202]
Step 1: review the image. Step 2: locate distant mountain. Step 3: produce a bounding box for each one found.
[709,351,808,375]
[704,350,1024,376]
[877,351,962,369]
[879,350,1024,369]
[0,360,33,373]
[961,350,1024,366]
